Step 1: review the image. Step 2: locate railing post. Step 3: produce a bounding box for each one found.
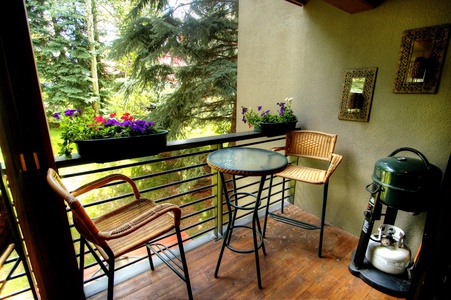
[210,143,224,238]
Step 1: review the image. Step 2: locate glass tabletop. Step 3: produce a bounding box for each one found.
[207,147,288,176]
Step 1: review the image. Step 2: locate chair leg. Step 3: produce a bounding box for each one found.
[263,175,274,238]
[176,226,193,300]
[281,177,286,214]
[79,237,86,286]
[318,181,329,258]
[107,256,115,300]
[146,245,155,270]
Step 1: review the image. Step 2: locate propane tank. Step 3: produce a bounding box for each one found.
[365,224,411,275]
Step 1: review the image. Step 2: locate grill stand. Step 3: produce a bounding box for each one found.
[348,186,414,298]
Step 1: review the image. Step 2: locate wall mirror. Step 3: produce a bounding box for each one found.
[338,67,377,122]
[393,23,451,94]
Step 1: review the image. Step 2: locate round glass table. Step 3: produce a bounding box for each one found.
[207,147,287,289]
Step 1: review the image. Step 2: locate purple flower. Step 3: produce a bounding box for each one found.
[257,106,262,111]
[278,102,286,116]
[241,106,248,114]
[105,119,121,126]
[53,112,61,120]
[261,110,270,116]
[279,106,285,116]
[242,116,247,123]
[64,109,80,117]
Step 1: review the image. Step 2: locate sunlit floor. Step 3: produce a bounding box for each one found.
[87,204,403,300]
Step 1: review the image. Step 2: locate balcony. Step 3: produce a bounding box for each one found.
[86,204,398,299]
[60,131,400,299]
[2,131,398,299]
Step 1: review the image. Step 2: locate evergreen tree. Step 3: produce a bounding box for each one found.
[26,0,114,118]
[111,0,238,138]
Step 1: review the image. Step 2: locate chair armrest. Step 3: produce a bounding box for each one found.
[71,174,141,199]
[325,153,343,181]
[97,202,181,240]
[270,146,286,152]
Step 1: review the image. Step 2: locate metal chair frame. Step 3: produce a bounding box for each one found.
[263,130,343,257]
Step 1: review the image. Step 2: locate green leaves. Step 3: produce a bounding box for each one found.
[111,0,238,138]
[241,98,298,129]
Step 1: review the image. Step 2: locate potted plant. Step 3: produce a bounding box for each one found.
[53,107,168,162]
[241,97,298,136]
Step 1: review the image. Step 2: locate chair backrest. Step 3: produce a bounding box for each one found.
[284,130,338,162]
[47,169,105,247]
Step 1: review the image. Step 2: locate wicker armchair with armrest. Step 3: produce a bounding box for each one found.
[47,168,193,300]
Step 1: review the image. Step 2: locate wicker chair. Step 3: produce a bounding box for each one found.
[47,168,192,300]
[263,130,343,257]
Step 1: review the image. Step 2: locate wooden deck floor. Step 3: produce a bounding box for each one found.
[87,205,403,300]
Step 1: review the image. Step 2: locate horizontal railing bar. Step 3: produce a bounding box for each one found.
[182,206,215,220]
[186,227,214,241]
[182,217,215,232]
[180,199,215,214]
[140,174,211,195]
[0,271,27,283]
[187,194,215,206]
[58,148,210,180]
[77,170,213,210]
[56,131,273,169]
[0,287,32,300]
[135,163,208,181]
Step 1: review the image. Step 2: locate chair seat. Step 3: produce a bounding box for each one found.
[93,199,176,259]
[275,164,327,184]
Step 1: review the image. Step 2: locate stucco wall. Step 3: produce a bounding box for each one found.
[237,0,451,252]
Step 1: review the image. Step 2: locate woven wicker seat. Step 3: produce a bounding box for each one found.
[263,130,343,257]
[47,169,192,300]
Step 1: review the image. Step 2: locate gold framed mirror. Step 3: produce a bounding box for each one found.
[393,23,451,94]
[338,67,377,122]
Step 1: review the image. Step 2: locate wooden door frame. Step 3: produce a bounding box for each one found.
[0,1,84,299]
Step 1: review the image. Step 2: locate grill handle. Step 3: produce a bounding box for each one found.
[388,147,430,170]
[365,182,380,194]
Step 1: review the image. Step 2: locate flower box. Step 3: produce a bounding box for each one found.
[241,98,298,136]
[255,121,298,137]
[75,130,168,163]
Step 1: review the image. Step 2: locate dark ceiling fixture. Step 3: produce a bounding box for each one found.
[322,0,384,14]
[285,0,308,7]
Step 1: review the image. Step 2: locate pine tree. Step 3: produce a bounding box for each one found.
[111,0,238,137]
[26,0,114,118]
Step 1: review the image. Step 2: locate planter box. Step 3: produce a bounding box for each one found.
[255,121,298,137]
[75,130,168,163]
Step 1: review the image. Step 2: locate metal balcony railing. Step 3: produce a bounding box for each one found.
[6,131,290,298]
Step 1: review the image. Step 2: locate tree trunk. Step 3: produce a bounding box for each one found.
[86,0,100,115]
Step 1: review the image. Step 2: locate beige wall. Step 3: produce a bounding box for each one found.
[237,0,451,251]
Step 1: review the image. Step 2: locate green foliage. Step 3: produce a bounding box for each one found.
[27,0,238,140]
[110,0,238,139]
[26,0,116,118]
[53,107,160,157]
[241,98,298,129]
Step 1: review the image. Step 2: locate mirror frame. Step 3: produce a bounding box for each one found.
[338,67,377,122]
[393,23,451,94]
